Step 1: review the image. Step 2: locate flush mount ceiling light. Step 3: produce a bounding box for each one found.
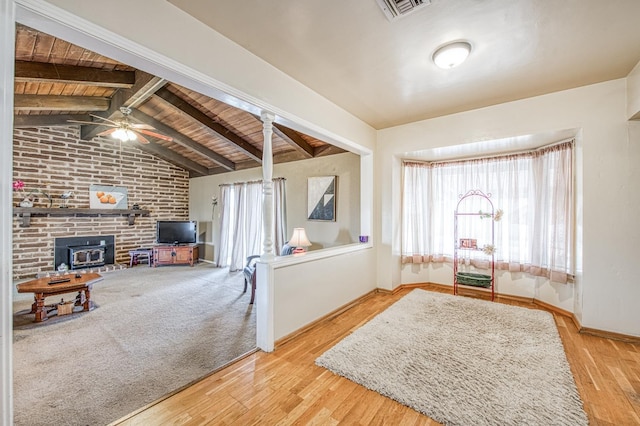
[432,41,472,69]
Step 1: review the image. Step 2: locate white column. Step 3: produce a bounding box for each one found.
[261,110,275,260]
[255,262,275,351]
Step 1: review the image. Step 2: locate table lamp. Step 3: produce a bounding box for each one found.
[289,228,311,254]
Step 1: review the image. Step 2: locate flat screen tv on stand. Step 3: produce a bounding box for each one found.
[156,220,197,245]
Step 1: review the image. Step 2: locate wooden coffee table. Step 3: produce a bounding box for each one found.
[16,272,103,322]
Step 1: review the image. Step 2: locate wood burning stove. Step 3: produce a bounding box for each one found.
[69,245,106,270]
[54,236,115,271]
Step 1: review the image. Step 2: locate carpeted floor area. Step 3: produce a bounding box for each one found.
[12,264,256,426]
[316,289,588,426]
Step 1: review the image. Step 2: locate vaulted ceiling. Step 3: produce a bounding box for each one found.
[13,24,345,177]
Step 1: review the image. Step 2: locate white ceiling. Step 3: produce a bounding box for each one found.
[169,0,640,130]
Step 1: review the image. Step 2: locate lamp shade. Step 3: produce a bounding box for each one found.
[432,41,471,69]
[289,228,311,248]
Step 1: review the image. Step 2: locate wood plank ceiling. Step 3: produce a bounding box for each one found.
[13,24,345,177]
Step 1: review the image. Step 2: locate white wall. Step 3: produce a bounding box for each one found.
[400,263,575,312]
[378,79,640,337]
[190,152,361,259]
[0,0,15,423]
[269,246,376,342]
[627,60,640,119]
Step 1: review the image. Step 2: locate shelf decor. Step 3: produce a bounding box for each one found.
[482,244,496,255]
[89,185,128,209]
[455,272,492,288]
[459,238,477,249]
[12,179,53,208]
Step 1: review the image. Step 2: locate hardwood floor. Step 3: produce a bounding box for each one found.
[116,285,640,425]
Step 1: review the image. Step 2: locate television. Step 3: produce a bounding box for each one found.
[156,220,197,245]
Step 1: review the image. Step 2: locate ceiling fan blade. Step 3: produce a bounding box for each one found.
[88,114,120,126]
[135,133,151,144]
[67,119,104,126]
[137,129,173,142]
[68,114,119,128]
[97,128,117,137]
[131,123,155,130]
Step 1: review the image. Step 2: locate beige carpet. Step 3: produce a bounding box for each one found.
[316,289,588,426]
[13,264,256,426]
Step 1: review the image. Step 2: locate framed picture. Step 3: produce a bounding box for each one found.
[459,238,477,249]
[307,176,337,221]
[89,185,128,209]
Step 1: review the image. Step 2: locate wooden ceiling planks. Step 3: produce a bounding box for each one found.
[13,24,346,176]
[16,25,133,70]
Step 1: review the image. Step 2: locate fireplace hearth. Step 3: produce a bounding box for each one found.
[54,236,115,271]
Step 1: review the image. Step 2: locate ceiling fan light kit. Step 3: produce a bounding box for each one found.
[432,41,472,69]
[112,128,137,142]
[67,106,171,145]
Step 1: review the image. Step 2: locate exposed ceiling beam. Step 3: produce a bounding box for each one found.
[123,71,168,109]
[213,150,309,174]
[153,87,263,163]
[272,123,315,159]
[272,150,312,164]
[129,109,236,171]
[130,139,209,177]
[13,114,92,128]
[14,94,109,111]
[80,71,167,140]
[15,61,135,88]
[80,90,125,140]
[313,144,347,157]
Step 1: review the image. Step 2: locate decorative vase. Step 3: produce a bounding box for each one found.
[19,199,33,208]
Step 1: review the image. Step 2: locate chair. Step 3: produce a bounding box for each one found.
[242,245,294,304]
[281,243,294,255]
[243,255,260,304]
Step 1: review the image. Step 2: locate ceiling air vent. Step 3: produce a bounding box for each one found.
[375,0,431,21]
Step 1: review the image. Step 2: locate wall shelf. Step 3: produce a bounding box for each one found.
[13,207,150,227]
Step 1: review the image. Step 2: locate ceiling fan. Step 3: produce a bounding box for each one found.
[69,107,173,144]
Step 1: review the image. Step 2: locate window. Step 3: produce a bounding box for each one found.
[401,141,574,283]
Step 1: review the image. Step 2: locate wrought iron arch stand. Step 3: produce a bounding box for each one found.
[453,189,496,301]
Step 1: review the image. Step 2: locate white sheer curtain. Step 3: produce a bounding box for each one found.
[530,144,574,282]
[401,141,573,283]
[229,182,263,271]
[401,162,431,263]
[216,178,287,271]
[217,184,234,269]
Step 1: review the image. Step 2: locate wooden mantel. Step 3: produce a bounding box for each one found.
[13,207,150,227]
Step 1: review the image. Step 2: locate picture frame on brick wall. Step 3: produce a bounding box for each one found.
[89,185,128,209]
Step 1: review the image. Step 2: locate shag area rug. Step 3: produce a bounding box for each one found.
[316,289,588,425]
[13,264,256,426]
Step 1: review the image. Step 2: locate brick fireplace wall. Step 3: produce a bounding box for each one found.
[12,126,190,279]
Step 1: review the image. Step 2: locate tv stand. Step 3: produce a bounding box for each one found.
[153,244,198,267]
